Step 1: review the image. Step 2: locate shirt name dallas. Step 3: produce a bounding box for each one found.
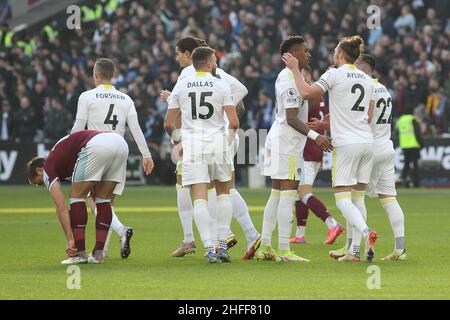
[178,305,213,317]
[187,81,214,88]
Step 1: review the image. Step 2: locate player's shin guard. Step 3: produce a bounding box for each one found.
[380,197,405,251]
[176,184,195,243]
[278,190,297,251]
[193,199,213,251]
[216,194,233,250]
[350,190,367,255]
[230,188,259,242]
[94,198,113,257]
[261,189,280,247]
[208,188,218,245]
[335,192,370,238]
[69,198,88,255]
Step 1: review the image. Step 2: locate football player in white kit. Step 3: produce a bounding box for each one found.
[164,46,239,263]
[161,37,261,259]
[71,58,154,258]
[355,54,406,260]
[255,36,332,262]
[283,36,379,262]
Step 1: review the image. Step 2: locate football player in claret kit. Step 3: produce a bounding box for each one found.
[161,37,261,259]
[164,46,239,263]
[256,36,332,263]
[283,36,379,262]
[290,66,344,245]
[27,130,135,265]
[72,58,154,259]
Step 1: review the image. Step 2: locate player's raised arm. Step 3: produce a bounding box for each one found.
[283,53,324,100]
[71,92,88,132]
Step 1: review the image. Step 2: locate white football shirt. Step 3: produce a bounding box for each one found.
[168,71,234,156]
[267,68,308,154]
[73,84,151,157]
[315,64,374,147]
[370,79,393,147]
[171,65,247,105]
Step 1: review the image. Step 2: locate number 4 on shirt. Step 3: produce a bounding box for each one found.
[104,104,119,130]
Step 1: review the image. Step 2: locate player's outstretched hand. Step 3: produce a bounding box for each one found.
[66,239,77,257]
[160,89,171,103]
[282,53,298,70]
[307,117,324,131]
[315,135,333,153]
[143,156,154,175]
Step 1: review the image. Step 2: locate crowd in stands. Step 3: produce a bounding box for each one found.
[0,0,449,162]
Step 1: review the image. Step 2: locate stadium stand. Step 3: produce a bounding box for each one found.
[0,0,449,183]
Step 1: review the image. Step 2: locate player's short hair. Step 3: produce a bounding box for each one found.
[337,35,364,63]
[176,37,206,54]
[26,157,45,182]
[192,46,215,69]
[94,58,115,80]
[357,53,376,71]
[280,35,305,55]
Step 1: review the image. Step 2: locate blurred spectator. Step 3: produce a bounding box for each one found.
[12,97,36,143]
[142,106,164,153]
[394,4,416,36]
[0,0,447,153]
[0,99,13,141]
[44,96,72,144]
[256,90,274,130]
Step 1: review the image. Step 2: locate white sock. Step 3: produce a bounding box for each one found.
[176,185,195,243]
[261,189,280,247]
[110,207,126,236]
[350,225,362,257]
[381,197,405,252]
[230,188,259,242]
[352,190,367,221]
[346,220,353,250]
[296,226,306,237]
[350,190,367,255]
[192,199,213,250]
[278,190,297,251]
[216,194,233,250]
[335,192,371,239]
[208,188,218,245]
[103,228,113,253]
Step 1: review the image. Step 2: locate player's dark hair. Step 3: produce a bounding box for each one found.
[357,53,376,71]
[94,58,115,80]
[192,46,215,69]
[194,37,207,47]
[176,37,205,54]
[26,157,45,182]
[338,35,364,63]
[280,35,305,55]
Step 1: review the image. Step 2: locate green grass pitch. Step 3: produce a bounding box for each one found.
[0,185,449,299]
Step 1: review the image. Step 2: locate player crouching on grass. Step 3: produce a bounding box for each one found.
[27,130,151,265]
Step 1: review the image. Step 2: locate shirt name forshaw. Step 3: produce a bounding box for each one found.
[95,93,126,100]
